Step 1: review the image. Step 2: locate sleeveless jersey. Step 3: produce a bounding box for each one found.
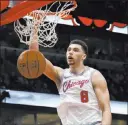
[57,66,102,125]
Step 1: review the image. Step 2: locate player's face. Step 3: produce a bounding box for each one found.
[66,44,86,66]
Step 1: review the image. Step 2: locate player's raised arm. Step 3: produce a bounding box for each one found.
[92,70,112,125]
[29,26,63,84]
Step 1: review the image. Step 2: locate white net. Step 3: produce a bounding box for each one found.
[14,1,77,47]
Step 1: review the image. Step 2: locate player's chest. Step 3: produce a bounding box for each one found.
[61,75,90,93]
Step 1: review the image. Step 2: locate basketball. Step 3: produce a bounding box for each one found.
[17,50,46,79]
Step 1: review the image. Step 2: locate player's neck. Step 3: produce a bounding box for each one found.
[69,64,85,75]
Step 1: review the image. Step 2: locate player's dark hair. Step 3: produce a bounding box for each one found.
[70,39,88,55]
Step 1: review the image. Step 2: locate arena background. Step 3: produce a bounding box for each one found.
[0,0,128,125]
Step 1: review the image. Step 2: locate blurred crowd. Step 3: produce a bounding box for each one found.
[0,46,128,101]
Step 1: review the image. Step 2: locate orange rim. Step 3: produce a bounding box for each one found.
[27,1,77,20]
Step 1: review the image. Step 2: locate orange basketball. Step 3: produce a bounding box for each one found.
[17,50,46,79]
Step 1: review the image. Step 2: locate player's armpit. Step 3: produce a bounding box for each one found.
[92,70,112,125]
[43,59,64,84]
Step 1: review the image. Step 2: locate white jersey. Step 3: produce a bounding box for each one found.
[57,66,102,125]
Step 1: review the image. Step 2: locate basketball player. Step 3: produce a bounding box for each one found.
[29,38,112,125]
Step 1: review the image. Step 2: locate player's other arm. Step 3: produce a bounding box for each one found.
[92,71,112,125]
[29,28,63,84]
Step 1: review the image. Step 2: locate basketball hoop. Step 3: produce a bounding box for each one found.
[14,1,77,47]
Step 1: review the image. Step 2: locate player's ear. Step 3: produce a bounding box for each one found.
[82,54,86,60]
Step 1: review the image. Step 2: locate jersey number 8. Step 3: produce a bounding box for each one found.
[80,90,88,103]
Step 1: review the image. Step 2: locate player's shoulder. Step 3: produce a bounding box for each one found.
[54,66,64,76]
[87,66,98,74]
[54,66,69,85]
[92,68,103,77]
[54,66,68,79]
[87,66,100,74]
[54,66,68,73]
[54,66,64,71]
[89,67,107,86]
[87,66,105,80]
